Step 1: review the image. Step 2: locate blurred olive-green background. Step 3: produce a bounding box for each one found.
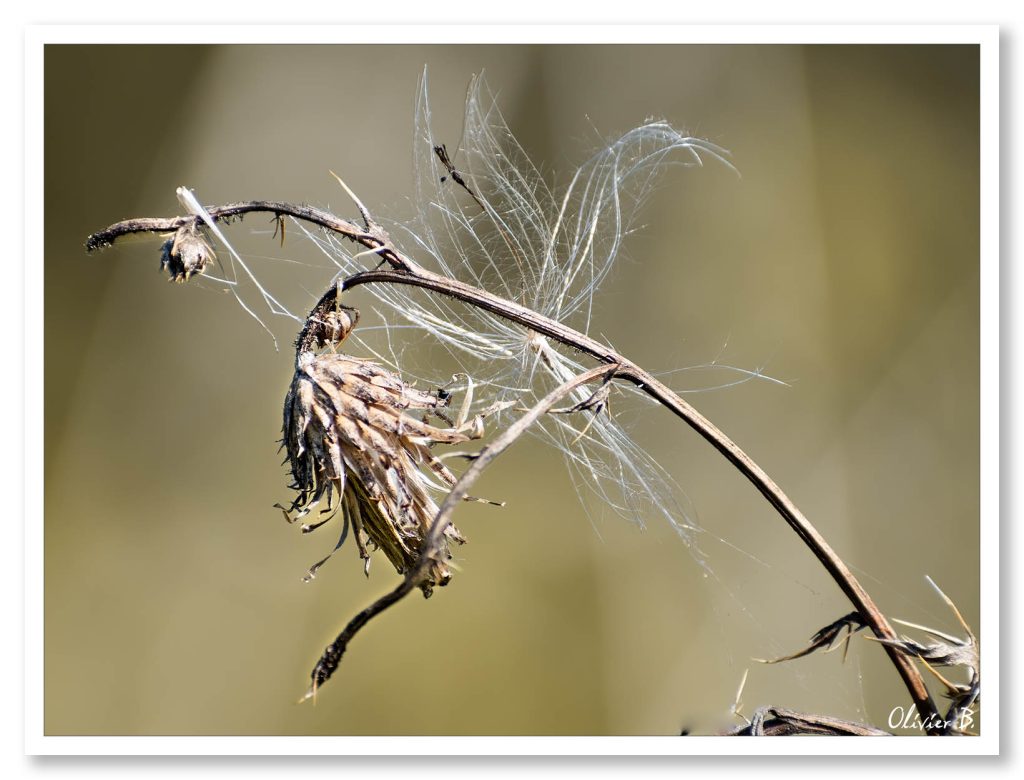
[44,45,980,735]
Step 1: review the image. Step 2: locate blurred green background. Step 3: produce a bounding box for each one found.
[44,44,980,736]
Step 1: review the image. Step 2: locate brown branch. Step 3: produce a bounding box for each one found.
[727,707,892,736]
[301,364,617,700]
[87,202,943,732]
[86,200,417,273]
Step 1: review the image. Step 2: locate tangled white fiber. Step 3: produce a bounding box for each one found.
[289,71,736,556]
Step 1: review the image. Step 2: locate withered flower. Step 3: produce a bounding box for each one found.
[160,222,215,282]
[281,303,477,597]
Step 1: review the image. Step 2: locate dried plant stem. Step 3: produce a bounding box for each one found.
[728,707,893,736]
[88,203,943,731]
[335,268,941,731]
[87,201,369,252]
[302,364,616,699]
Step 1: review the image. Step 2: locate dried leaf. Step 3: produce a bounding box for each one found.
[755,611,867,665]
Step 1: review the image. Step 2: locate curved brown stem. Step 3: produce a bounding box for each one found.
[335,267,940,730]
[86,200,417,274]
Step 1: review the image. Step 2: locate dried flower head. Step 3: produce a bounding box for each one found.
[160,222,215,282]
[280,301,480,596]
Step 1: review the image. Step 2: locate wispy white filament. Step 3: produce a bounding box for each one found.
[297,71,740,555]
[176,185,303,350]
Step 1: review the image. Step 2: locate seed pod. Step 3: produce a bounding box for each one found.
[281,310,472,597]
[160,222,215,282]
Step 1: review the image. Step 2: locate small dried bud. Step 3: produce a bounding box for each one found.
[282,345,473,597]
[160,222,215,282]
[304,305,359,350]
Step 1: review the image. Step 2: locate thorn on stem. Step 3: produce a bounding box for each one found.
[329,170,374,229]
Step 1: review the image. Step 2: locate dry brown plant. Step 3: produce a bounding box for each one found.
[84,76,978,735]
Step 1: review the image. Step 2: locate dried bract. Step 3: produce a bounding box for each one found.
[756,611,867,665]
[883,579,979,734]
[281,304,476,596]
[160,222,215,282]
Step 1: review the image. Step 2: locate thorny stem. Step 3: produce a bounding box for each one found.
[303,365,616,699]
[86,200,406,268]
[88,202,943,732]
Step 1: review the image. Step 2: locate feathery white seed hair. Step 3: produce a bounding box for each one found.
[296,69,735,557]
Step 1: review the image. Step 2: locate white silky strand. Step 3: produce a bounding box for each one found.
[312,71,737,556]
[176,185,303,350]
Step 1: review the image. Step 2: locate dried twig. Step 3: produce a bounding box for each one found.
[87,200,416,274]
[727,707,892,736]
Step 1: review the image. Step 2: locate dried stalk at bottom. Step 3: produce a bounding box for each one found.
[281,306,475,596]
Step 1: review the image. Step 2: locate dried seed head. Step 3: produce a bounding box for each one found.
[282,320,474,596]
[160,222,215,282]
